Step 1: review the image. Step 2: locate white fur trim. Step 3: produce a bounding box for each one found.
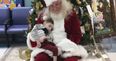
[27,33,38,50]
[52,17,66,44]
[44,0,57,6]
[30,48,45,61]
[62,45,88,58]
[57,39,88,58]
[73,45,88,58]
[43,15,48,20]
[30,48,53,61]
[45,50,53,57]
[29,33,36,42]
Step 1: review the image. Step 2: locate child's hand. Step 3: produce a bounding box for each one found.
[36,41,41,47]
[38,36,47,42]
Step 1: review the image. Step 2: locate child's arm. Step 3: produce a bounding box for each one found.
[37,36,48,43]
[36,35,48,47]
[36,41,41,47]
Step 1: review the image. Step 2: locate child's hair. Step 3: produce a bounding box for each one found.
[45,17,54,24]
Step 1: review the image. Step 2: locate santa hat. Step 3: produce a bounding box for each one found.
[44,0,57,6]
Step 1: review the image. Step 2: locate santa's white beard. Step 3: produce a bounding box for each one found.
[50,11,66,21]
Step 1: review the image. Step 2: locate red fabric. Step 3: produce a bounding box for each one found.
[36,17,44,24]
[30,39,58,56]
[36,10,82,44]
[42,44,58,56]
[64,56,79,61]
[30,9,82,61]
[30,40,37,48]
[35,52,52,61]
[36,10,44,24]
[41,41,58,56]
[65,10,82,44]
[35,53,80,61]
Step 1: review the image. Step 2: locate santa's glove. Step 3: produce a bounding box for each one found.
[42,44,58,56]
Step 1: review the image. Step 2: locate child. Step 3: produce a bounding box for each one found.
[27,17,58,61]
[30,17,54,47]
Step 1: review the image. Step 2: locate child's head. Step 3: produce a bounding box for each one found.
[43,17,54,32]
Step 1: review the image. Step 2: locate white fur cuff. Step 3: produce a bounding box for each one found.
[61,45,88,59]
[27,33,38,50]
[45,50,53,57]
[30,48,53,61]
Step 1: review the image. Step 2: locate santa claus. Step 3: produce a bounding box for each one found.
[27,0,88,61]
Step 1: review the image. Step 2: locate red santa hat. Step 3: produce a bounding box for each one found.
[44,0,57,6]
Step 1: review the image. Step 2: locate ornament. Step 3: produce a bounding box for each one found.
[9,2,16,10]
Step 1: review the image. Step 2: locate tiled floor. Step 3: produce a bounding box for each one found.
[0,47,8,59]
[0,45,26,61]
[102,36,116,61]
[107,53,116,61]
[0,36,116,61]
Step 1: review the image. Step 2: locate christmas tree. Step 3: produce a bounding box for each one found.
[28,0,46,31]
[70,0,93,45]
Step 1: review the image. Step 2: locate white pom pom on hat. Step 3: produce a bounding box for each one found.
[43,15,48,20]
[44,0,57,6]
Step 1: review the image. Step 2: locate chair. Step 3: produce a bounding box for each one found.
[0,7,10,46]
[6,7,31,43]
[15,0,25,7]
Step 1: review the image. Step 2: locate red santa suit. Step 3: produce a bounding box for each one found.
[37,9,82,44]
[27,8,88,61]
[27,24,58,61]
